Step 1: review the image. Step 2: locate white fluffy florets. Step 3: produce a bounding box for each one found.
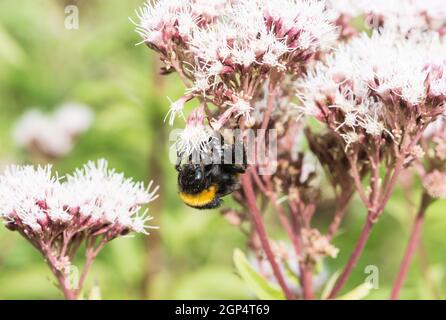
[185,0,337,69]
[134,0,337,57]
[0,159,158,237]
[174,107,218,157]
[0,164,61,233]
[13,103,93,158]
[329,0,446,33]
[297,29,446,145]
[423,170,446,199]
[132,0,338,129]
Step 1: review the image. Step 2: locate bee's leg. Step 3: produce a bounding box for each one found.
[175,149,184,172]
[206,163,222,178]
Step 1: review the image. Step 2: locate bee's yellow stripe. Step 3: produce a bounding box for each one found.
[179,185,217,207]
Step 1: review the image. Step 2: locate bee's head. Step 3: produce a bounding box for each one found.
[177,164,209,194]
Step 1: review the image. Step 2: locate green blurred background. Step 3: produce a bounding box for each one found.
[0,0,445,300]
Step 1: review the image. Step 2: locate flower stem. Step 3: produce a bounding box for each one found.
[390,193,433,300]
[327,214,375,299]
[41,244,77,300]
[260,81,276,132]
[328,133,417,299]
[301,267,314,300]
[76,251,95,297]
[59,277,77,300]
[327,191,353,240]
[241,172,294,300]
[76,238,107,297]
[264,179,313,299]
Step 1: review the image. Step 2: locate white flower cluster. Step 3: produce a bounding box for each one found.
[423,170,446,199]
[329,0,446,33]
[297,29,446,147]
[173,106,221,158]
[187,0,336,69]
[133,0,337,124]
[133,0,228,49]
[0,159,158,239]
[13,103,93,158]
[133,0,337,160]
[134,0,336,59]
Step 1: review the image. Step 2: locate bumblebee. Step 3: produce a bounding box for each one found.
[176,143,246,209]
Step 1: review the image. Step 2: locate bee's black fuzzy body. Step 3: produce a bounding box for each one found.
[176,143,246,209]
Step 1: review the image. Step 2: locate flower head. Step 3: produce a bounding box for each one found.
[0,164,61,233]
[301,228,339,265]
[174,107,218,158]
[297,29,446,148]
[0,159,158,299]
[0,159,158,239]
[53,102,93,137]
[329,0,446,36]
[423,170,446,199]
[13,103,93,158]
[133,0,337,148]
[65,159,159,235]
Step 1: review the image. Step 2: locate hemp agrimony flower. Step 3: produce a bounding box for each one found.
[132,0,341,300]
[296,28,446,298]
[297,29,446,149]
[0,159,158,299]
[132,0,337,158]
[131,0,446,301]
[13,103,93,159]
[418,113,446,199]
[390,110,446,299]
[329,0,446,36]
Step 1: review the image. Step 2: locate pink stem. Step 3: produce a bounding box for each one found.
[76,252,95,296]
[301,267,314,300]
[418,241,441,299]
[326,191,353,240]
[241,172,294,300]
[42,245,77,300]
[348,154,370,207]
[260,83,276,132]
[390,193,432,300]
[328,136,415,298]
[76,238,107,296]
[327,215,374,299]
[263,179,313,299]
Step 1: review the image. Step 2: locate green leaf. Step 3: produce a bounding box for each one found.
[233,249,285,300]
[337,282,373,300]
[0,24,25,66]
[171,266,250,300]
[321,270,340,300]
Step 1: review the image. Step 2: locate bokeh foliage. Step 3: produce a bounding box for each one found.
[0,0,445,299]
